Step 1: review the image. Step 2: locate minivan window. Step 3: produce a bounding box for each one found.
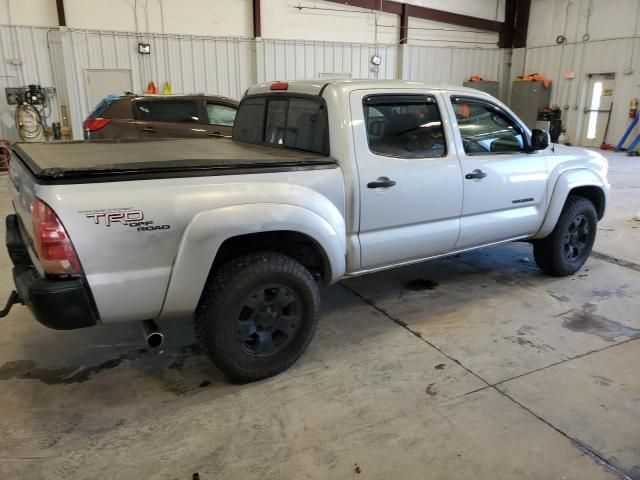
[207,103,237,126]
[233,96,329,154]
[135,100,199,123]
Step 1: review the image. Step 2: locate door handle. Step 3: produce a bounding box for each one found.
[141,127,158,133]
[207,131,223,137]
[465,169,487,180]
[367,177,396,189]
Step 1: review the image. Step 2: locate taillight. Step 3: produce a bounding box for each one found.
[32,198,83,275]
[270,81,289,91]
[83,117,111,132]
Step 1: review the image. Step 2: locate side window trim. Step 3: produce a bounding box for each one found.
[362,94,448,159]
[450,95,528,156]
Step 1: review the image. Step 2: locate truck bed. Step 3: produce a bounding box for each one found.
[12,138,335,183]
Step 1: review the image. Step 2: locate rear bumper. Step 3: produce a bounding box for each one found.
[5,214,98,330]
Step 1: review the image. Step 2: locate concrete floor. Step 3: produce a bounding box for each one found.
[0,150,639,480]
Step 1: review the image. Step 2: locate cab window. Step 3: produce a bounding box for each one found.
[363,95,446,159]
[451,97,524,155]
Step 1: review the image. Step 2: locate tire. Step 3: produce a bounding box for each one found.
[533,195,598,276]
[195,252,320,383]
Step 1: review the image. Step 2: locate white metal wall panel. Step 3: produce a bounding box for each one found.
[522,39,640,146]
[401,45,505,97]
[60,29,255,139]
[0,25,60,141]
[256,39,398,83]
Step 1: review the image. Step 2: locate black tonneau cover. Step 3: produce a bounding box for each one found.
[13,138,335,182]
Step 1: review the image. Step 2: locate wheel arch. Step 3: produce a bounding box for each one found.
[533,169,609,239]
[157,203,346,321]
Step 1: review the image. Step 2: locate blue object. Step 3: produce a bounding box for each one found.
[626,132,640,154]
[615,112,640,152]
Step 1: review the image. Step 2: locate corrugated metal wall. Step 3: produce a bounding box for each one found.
[256,39,398,82]
[59,29,255,138]
[0,25,60,141]
[401,45,507,99]
[0,25,511,142]
[516,38,640,145]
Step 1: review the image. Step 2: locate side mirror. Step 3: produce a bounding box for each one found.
[529,129,550,152]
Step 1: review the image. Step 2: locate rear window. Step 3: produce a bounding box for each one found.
[134,100,200,123]
[88,95,119,118]
[233,95,329,154]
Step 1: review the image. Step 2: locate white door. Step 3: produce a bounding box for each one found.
[86,69,133,111]
[580,73,615,147]
[351,90,464,270]
[445,94,548,249]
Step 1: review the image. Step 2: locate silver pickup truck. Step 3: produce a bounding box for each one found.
[2,80,610,382]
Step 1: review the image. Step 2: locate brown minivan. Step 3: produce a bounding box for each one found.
[83,94,239,140]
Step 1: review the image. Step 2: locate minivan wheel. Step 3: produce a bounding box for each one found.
[533,196,598,276]
[196,252,320,383]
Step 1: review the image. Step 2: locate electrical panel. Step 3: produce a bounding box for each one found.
[463,81,500,99]
[510,81,552,129]
[5,87,23,105]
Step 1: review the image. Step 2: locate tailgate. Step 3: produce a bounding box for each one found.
[7,153,38,254]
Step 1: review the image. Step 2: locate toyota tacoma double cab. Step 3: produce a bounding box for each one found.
[2,80,609,382]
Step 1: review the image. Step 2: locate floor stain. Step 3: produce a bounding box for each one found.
[354,463,362,474]
[591,375,612,386]
[425,383,437,396]
[492,271,535,287]
[434,363,445,370]
[591,288,629,299]
[404,279,439,291]
[547,291,570,302]
[0,349,147,385]
[562,304,640,342]
[167,343,202,372]
[504,325,554,352]
[503,335,555,352]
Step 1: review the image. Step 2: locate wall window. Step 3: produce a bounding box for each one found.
[363,95,446,159]
[451,97,524,155]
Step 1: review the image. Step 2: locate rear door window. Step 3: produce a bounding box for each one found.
[134,100,200,123]
[88,95,120,118]
[363,95,446,158]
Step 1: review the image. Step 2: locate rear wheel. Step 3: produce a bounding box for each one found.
[196,252,320,383]
[533,196,597,276]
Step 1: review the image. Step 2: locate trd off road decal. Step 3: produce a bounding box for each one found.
[80,208,170,231]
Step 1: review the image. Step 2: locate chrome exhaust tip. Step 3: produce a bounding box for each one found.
[142,319,164,348]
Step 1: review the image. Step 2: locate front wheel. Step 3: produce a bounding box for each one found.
[195,252,320,383]
[533,196,598,276]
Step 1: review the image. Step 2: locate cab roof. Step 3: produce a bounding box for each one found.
[246,79,491,98]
